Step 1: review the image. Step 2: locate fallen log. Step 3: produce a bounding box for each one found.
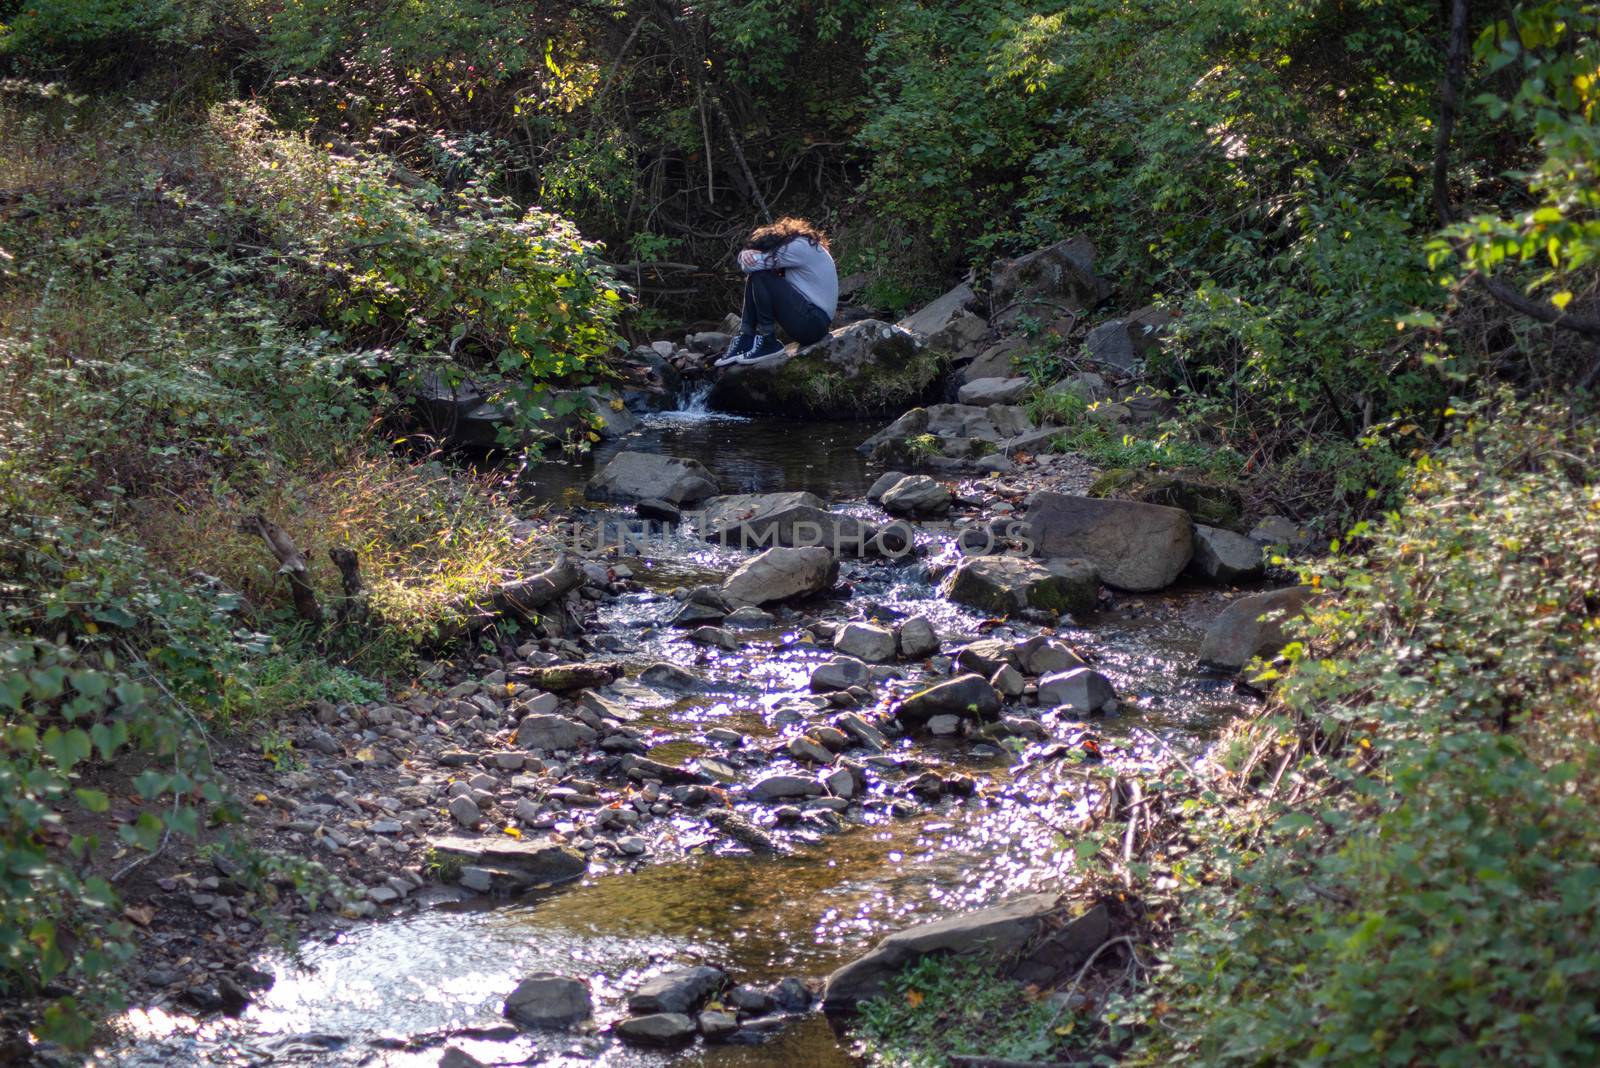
[491,553,584,621]
[438,553,585,638]
[509,661,625,692]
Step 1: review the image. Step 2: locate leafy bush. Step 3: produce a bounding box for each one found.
[0,0,228,75]
[210,104,624,439]
[1121,395,1600,1065]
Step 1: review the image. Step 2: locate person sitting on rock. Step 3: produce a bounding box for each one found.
[715,217,838,366]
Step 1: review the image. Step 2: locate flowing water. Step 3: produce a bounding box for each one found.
[105,403,1247,1067]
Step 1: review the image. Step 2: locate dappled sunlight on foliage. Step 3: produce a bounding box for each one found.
[1120,395,1600,1064]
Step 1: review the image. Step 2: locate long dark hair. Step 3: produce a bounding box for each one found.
[746,216,830,253]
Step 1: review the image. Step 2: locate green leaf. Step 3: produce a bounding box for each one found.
[41,727,92,771]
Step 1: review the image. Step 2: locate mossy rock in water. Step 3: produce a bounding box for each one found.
[1088,467,1244,530]
[707,319,944,417]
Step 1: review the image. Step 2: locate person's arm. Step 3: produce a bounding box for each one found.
[737,248,768,272]
[764,238,813,269]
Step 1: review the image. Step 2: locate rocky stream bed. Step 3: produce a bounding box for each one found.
[95,241,1312,1068]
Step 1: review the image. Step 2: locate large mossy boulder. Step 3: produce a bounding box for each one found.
[1089,467,1244,530]
[707,320,942,417]
[940,554,1098,616]
[990,238,1112,330]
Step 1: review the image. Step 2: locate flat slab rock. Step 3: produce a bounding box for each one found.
[822,893,1105,1011]
[941,554,1098,616]
[722,546,839,607]
[587,451,719,506]
[427,836,587,887]
[615,1012,697,1046]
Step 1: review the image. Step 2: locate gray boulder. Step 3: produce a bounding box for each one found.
[1083,309,1172,372]
[688,626,738,651]
[1191,524,1265,583]
[516,714,597,751]
[707,320,938,417]
[723,605,776,628]
[628,965,726,1015]
[504,973,592,1028]
[1249,515,1314,553]
[639,662,702,690]
[897,281,978,338]
[707,500,906,558]
[991,664,1025,698]
[940,554,1098,616]
[867,471,908,502]
[1036,668,1117,715]
[858,403,1036,465]
[990,238,1112,330]
[834,622,898,664]
[587,451,718,506]
[958,376,1032,406]
[636,498,681,523]
[811,655,873,693]
[928,312,989,361]
[961,336,1030,383]
[896,615,941,659]
[835,712,889,751]
[583,388,641,438]
[1198,586,1316,670]
[615,1013,696,1046]
[1014,635,1085,676]
[898,674,1002,725]
[1045,371,1110,403]
[821,893,1076,1011]
[1027,492,1192,592]
[953,638,1016,676]
[880,475,953,518]
[699,491,824,537]
[722,547,839,607]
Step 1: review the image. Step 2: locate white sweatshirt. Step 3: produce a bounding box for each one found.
[739,238,838,320]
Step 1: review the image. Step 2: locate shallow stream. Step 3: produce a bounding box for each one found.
[106,402,1244,1067]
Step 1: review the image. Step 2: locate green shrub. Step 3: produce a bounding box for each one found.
[0,0,226,75]
[1122,394,1600,1065]
[210,104,624,441]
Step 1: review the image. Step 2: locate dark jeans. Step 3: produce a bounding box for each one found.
[740,270,831,343]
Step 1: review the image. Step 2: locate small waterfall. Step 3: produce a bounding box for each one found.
[673,379,715,415]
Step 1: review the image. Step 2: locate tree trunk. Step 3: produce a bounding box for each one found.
[243,515,321,625]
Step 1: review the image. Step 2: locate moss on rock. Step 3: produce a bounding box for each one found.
[1089,467,1244,530]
